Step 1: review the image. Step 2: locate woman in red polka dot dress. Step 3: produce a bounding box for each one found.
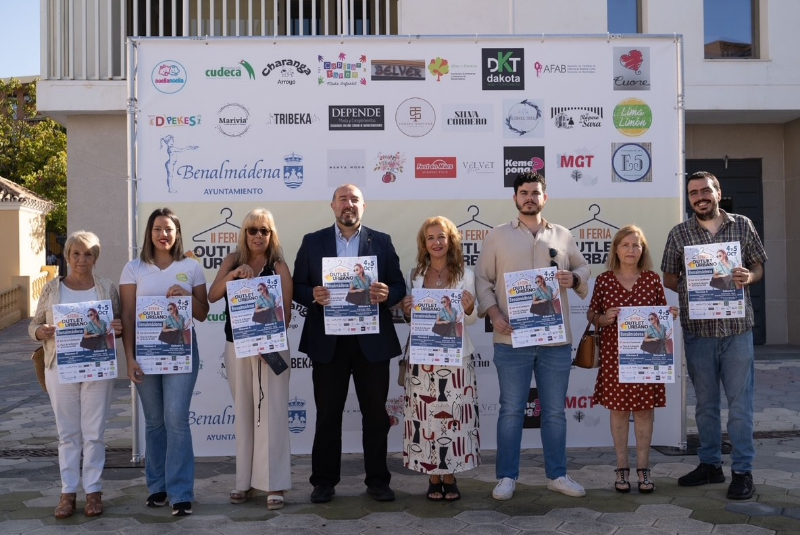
[587,225,678,495]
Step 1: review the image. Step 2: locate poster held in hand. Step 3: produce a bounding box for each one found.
[322,256,379,335]
[135,296,193,375]
[53,300,117,384]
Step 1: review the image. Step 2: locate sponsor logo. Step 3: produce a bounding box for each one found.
[328,105,384,131]
[288,397,307,433]
[533,61,597,77]
[447,61,478,82]
[327,149,366,187]
[441,104,493,132]
[503,146,545,187]
[395,98,436,137]
[569,205,620,267]
[613,98,652,136]
[374,151,406,183]
[461,160,496,176]
[555,149,599,187]
[283,153,304,189]
[612,142,652,182]
[481,48,525,90]
[148,114,201,127]
[157,134,198,193]
[523,388,541,428]
[152,60,187,94]
[613,47,651,90]
[503,99,544,138]
[266,112,321,125]
[428,57,449,81]
[415,157,457,179]
[318,53,367,86]
[188,405,235,426]
[205,60,256,80]
[371,59,425,81]
[551,106,604,129]
[216,103,251,137]
[262,59,312,86]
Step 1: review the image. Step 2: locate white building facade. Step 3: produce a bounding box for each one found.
[38,0,799,345]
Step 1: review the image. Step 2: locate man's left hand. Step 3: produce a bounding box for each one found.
[556,270,574,288]
[732,266,750,287]
[370,282,390,304]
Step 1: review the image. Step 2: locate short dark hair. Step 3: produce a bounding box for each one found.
[687,171,721,193]
[513,172,546,194]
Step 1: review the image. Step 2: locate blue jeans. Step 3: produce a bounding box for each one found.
[136,339,200,503]
[683,330,755,473]
[493,343,572,480]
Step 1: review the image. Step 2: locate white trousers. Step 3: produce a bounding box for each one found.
[45,365,114,493]
[224,343,292,492]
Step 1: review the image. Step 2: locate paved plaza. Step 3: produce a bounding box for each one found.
[1,319,799,534]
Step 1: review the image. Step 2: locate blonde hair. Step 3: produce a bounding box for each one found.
[234,209,284,269]
[64,230,101,262]
[606,225,653,272]
[413,216,465,285]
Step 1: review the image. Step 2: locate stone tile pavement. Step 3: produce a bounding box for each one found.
[1,319,799,534]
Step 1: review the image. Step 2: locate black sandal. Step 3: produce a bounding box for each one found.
[637,468,655,494]
[442,476,461,502]
[426,476,444,501]
[614,468,631,493]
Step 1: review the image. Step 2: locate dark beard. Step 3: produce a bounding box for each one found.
[515,201,541,216]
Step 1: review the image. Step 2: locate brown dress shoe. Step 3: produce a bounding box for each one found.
[84,492,103,517]
[54,493,76,519]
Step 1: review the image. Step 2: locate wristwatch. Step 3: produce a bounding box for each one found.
[571,272,580,289]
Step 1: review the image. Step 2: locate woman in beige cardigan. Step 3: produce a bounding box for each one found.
[29,231,122,519]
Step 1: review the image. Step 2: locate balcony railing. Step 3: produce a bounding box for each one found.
[42,0,400,81]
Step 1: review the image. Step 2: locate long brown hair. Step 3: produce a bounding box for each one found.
[413,216,465,286]
[140,208,185,264]
[234,208,284,269]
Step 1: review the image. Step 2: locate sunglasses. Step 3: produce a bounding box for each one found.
[549,247,558,269]
[246,227,271,237]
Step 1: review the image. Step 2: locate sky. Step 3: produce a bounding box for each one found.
[0,2,41,78]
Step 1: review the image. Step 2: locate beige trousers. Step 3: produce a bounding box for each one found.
[224,343,292,492]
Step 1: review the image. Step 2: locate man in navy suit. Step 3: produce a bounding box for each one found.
[293,184,405,503]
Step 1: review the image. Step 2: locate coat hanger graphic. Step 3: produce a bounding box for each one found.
[457,205,493,229]
[568,204,620,230]
[192,208,240,242]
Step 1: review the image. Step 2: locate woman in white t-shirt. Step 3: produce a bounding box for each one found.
[120,208,209,517]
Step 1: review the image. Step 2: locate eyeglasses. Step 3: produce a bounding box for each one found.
[549,247,558,269]
[246,227,271,237]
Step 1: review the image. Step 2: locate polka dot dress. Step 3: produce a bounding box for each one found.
[590,270,667,411]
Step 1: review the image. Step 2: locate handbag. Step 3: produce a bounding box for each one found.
[79,335,103,351]
[640,339,666,355]
[158,329,182,345]
[709,275,733,290]
[575,313,601,369]
[345,290,370,306]
[252,308,276,324]
[530,300,555,316]
[32,346,47,393]
[397,333,410,387]
[431,322,455,337]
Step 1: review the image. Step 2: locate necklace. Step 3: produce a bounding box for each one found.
[429,265,446,287]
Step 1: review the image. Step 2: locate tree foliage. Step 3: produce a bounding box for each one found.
[0,78,67,234]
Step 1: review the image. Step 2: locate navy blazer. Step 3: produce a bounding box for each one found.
[293,224,405,363]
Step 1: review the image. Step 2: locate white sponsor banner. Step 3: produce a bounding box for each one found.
[133,36,684,455]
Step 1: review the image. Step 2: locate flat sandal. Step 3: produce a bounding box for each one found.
[54,493,76,519]
[84,492,103,517]
[637,468,655,494]
[614,468,631,493]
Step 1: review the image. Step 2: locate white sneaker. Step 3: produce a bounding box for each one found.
[547,475,586,497]
[492,477,516,500]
